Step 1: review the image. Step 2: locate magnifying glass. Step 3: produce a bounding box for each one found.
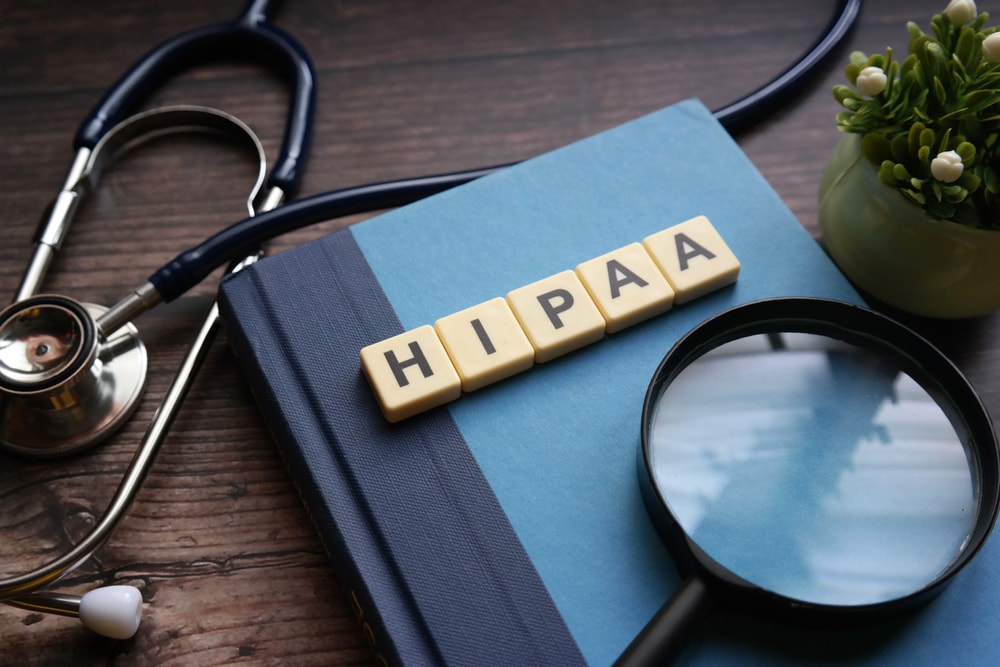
[618,297,1000,666]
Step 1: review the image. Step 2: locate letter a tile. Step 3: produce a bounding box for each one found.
[360,325,461,422]
[435,297,535,392]
[506,270,606,363]
[643,216,740,304]
[576,243,675,333]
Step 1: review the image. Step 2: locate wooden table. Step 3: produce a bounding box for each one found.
[2,0,998,663]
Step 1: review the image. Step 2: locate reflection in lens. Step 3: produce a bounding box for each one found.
[0,305,82,384]
[647,333,977,606]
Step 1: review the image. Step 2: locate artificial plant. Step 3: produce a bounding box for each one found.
[833,0,1000,227]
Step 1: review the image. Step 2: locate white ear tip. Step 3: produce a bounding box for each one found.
[78,585,143,639]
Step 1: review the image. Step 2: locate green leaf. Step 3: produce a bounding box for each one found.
[845,64,861,85]
[902,189,927,206]
[962,89,1000,110]
[942,184,966,200]
[957,141,977,162]
[833,85,862,104]
[937,127,953,153]
[907,122,924,153]
[878,160,899,186]
[911,59,927,89]
[958,171,981,191]
[933,76,948,106]
[950,56,969,86]
[849,50,869,68]
[926,40,948,68]
[919,125,936,148]
[985,167,1000,193]
[956,25,977,68]
[939,106,972,121]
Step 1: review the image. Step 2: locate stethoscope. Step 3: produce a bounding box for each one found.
[1,0,869,644]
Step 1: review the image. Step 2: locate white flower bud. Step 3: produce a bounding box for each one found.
[945,0,977,25]
[983,32,1000,63]
[931,150,964,182]
[856,66,887,96]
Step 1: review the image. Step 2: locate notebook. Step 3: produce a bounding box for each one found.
[217,98,999,666]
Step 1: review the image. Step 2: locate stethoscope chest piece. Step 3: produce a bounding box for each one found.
[0,295,146,457]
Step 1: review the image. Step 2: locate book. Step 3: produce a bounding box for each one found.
[217,99,1000,666]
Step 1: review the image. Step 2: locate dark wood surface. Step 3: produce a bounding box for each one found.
[2,0,998,664]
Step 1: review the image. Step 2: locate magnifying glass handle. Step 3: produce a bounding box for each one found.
[615,576,715,667]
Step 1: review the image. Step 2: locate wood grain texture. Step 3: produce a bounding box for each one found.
[3,0,999,664]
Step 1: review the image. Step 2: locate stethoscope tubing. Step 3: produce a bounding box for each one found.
[0,105,272,603]
[75,0,315,197]
[146,0,863,303]
[1,0,864,631]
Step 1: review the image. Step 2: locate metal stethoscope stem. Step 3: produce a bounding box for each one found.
[15,148,91,304]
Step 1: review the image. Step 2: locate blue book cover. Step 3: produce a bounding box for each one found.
[217,99,1000,665]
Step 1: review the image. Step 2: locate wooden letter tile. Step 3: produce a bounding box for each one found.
[576,242,675,333]
[359,325,462,422]
[642,215,740,304]
[506,270,606,363]
[435,297,535,392]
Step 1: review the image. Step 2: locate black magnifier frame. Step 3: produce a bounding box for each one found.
[620,297,1000,667]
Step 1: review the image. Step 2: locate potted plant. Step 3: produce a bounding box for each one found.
[819,0,1000,318]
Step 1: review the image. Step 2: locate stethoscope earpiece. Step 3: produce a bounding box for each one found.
[9,584,143,640]
[79,585,144,640]
[0,294,147,458]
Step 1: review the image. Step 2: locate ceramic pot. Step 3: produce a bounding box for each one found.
[819,135,1000,318]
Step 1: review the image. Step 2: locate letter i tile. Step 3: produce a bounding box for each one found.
[435,297,535,392]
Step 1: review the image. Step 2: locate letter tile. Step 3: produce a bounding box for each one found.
[435,297,535,392]
[506,270,606,363]
[576,242,675,333]
[360,325,462,422]
[643,216,740,304]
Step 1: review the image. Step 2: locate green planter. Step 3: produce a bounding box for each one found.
[819,136,1000,318]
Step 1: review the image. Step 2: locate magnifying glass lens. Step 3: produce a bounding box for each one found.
[647,331,976,606]
[622,299,999,667]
